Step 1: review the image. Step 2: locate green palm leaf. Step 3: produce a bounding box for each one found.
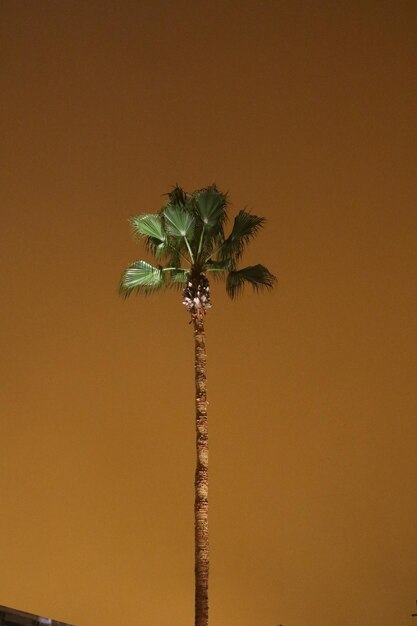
[220,210,265,261]
[130,214,170,259]
[226,264,276,299]
[194,189,227,228]
[164,205,196,240]
[119,260,164,297]
[130,214,166,241]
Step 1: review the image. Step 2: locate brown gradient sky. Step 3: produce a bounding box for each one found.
[1,2,416,626]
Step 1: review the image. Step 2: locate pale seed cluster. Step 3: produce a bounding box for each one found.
[182,275,212,314]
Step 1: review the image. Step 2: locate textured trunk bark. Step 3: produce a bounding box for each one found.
[193,313,209,626]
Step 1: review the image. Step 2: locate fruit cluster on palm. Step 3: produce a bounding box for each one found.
[120,184,276,626]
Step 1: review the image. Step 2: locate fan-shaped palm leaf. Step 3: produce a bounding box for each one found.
[194,189,227,229]
[130,214,166,241]
[164,205,195,240]
[226,264,276,299]
[219,210,265,262]
[119,260,163,297]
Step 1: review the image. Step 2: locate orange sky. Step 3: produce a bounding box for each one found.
[1,2,416,626]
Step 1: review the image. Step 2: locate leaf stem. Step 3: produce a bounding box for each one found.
[184,237,195,264]
[197,224,206,257]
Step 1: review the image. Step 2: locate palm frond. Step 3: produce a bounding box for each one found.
[119,260,164,298]
[226,264,276,299]
[194,189,227,229]
[219,210,265,262]
[164,205,195,240]
[130,214,166,241]
[129,214,171,260]
[166,185,188,207]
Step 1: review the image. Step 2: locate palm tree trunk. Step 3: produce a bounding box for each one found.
[193,313,209,626]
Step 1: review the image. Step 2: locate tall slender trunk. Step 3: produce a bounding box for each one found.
[193,314,209,626]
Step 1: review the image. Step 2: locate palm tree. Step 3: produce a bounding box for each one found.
[119,184,276,626]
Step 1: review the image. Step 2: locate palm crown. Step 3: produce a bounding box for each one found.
[119,184,276,315]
